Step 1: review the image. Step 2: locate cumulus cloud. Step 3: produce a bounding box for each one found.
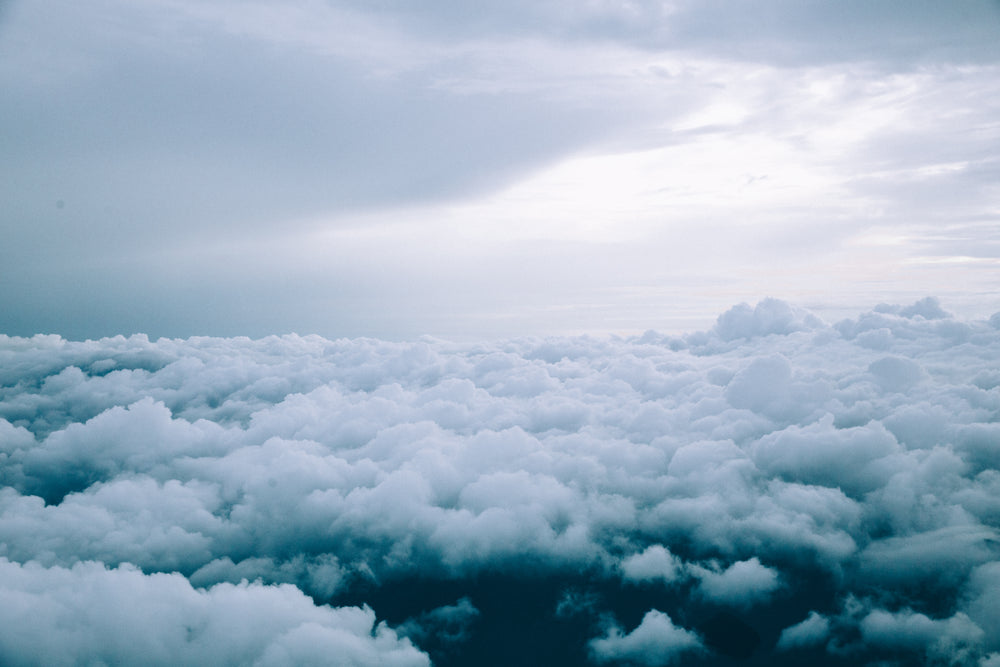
[620,545,682,584]
[689,557,782,608]
[750,415,901,496]
[713,298,823,342]
[779,590,995,665]
[0,558,427,667]
[859,608,984,663]
[776,611,830,651]
[0,298,998,664]
[588,610,703,666]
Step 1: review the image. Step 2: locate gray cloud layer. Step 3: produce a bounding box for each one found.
[1,298,998,664]
[2,1,999,339]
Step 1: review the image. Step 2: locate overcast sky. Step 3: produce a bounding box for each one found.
[2,0,999,340]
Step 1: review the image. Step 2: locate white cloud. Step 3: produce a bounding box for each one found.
[621,545,682,584]
[689,557,782,609]
[714,299,824,342]
[589,610,703,666]
[0,558,427,667]
[0,299,999,663]
[750,416,901,496]
[859,609,984,663]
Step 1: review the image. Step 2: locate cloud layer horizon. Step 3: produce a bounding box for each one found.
[1,297,999,665]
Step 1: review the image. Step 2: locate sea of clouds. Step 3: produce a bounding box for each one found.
[1,297,998,666]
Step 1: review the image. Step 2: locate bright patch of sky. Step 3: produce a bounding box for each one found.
[1,0,998,339]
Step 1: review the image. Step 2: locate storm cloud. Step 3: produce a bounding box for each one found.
[1,297,998,664]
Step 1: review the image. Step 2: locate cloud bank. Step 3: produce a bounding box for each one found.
[1,297,999,664]
[0,559,426,667]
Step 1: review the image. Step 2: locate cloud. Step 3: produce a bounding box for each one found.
[781,586,998,664]
[396,597,480,647]
[750,416,900,496]
[3,0,1000,340]
[867,355,928,392]
[881,296,951,320]
[776,611,830,651]
[620,545,682,584]
[189,555,347,600]
[858,525,999,588]
[859,609,984,663]
[714,298,823,342]
[0,298,999,663]
[588,610,703,666]
[965,562,1000,653]
[689,557,782,609]
[0,558,427,667]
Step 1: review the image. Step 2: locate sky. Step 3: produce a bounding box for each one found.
[4,6,1000,664]
[2,0,1000,340]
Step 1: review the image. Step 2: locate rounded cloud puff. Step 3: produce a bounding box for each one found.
[589,610,703,666]
[689,557,782,608]
[713,298,823,342]
[620,544,682,584]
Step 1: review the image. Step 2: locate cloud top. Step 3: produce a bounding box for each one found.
[0,298,998,664]
[589,610,703,666]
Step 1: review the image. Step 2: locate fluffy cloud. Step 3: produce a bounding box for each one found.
[0,298,998,664]
[776,611,830,651]
[620,545,682,584]
[689,557,782,608]
[859,608,984,662]
[713,298,823,342]
[0,558,427,667]
[588,610,703,666]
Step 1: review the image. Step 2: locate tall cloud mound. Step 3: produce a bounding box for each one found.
[712,298,824,342]
[0,298,998,665]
